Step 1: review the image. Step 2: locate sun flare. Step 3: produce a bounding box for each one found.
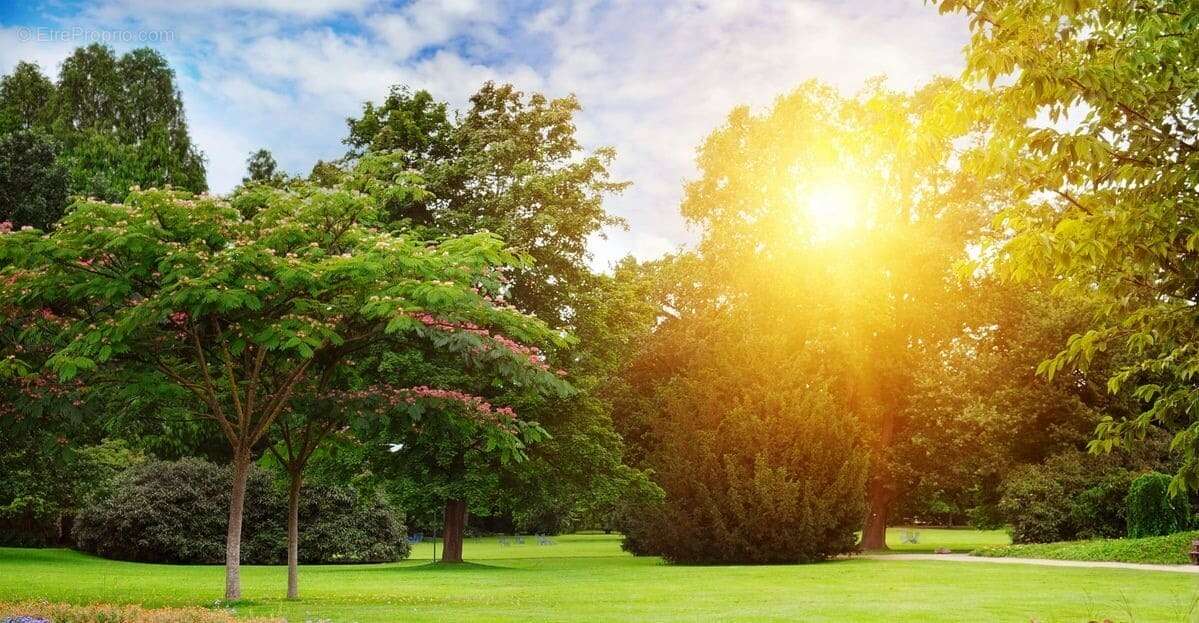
[800,183,861,240]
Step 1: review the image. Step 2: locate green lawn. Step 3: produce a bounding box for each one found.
[877,526,1010,553]
[3,531,1198,622]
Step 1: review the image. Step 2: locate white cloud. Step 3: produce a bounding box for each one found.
[1,1,970,268]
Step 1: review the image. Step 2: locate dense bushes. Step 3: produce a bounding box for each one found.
[620,363,868,564]
[1126,472,1190,538]
[73,458,409,564]
[997,453,1132,544]
[0,440,143,547]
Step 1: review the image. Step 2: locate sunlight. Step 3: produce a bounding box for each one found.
[800,182,861,241]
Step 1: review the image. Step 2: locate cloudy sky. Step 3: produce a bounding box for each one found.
[0,1,970,268]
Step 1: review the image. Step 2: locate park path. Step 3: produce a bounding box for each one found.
[862,553,1199,574]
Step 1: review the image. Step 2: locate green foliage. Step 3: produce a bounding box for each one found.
[975,530,1199,566]
[936,0,1199,491]
[1126,472,1191,539]
[0,130,69,230]
[617,319,868,564]
[0,45,206,203]
[0,62,54,134]
[0,440,142,547]
[895,284,1122,527]
[345,81,628,325]
[343,82,643,535]
[242,149,288,187]
[997,452,1133,544]
[73,458,409,564]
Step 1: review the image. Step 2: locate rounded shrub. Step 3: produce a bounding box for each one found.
[1126,472,1190,538]
[621,382,868,564]
[73,458,409,564]
[998,452,1132,544]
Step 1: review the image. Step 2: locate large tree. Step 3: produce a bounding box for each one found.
[341,82,644,540]
[0,45,207,203]
[935,0,1199,489]
[670,79,988,549]
[344,82,628,325]
[0,154,562,600]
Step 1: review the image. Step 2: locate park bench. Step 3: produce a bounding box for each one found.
[536,534,555,546]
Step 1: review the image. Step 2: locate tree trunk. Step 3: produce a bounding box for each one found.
[859,477,890,550]
[225,447,252,601]
[440,499,467,563]
[860,406,896,551]
[286,470,302,599]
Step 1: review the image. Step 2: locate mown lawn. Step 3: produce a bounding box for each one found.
[3,531,1198,622]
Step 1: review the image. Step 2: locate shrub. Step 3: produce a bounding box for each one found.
[73,458,409,564]
[0,601,283,623]
[0,439,143,547]
[296,482,408,563]
[621,380,868,564]
[1126,472,1190,538]
[998,452,1131,544]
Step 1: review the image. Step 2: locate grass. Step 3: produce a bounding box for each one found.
[874,526,1010,553]
[974,530,1199,565]
[3,531,1198,622]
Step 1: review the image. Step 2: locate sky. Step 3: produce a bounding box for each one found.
[0,0,970,269]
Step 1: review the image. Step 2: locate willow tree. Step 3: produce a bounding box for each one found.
[936,0,1199,490]
[676,79,989,549]
[0,155,561,599]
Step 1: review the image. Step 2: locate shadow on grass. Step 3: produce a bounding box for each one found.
[377,561,519,573]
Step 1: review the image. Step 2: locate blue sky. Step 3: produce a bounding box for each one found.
[0,1,969,268]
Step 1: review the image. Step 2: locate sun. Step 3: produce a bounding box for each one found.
[800,183,860,240]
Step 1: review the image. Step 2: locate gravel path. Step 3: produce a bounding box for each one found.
[862,553,1199,574]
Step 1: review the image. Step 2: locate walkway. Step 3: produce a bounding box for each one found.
[863,553,1199,574]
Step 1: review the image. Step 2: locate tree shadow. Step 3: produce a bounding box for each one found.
[373,561,520,573]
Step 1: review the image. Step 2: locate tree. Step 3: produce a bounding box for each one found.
[342,82,643,539]
[0,153,562,599]
[0,131,69,230]
[615,309,868,564]
[268,311,567,591]
[892,282,1121,526]
[345,82,629,325]
[243,149,287,187]
[673,79,987,549]
[935,1,1199,490]
[0,61,55,134]
[0,45,207,203]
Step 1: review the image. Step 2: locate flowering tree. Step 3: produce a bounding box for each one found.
[269,309,567,595]
[0,159,565,600]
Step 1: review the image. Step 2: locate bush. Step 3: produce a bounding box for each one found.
[998,452,1131,544]
[974,529,1199,565]
[73,458,409,564]
[621,381,868,564]
[0,601,283,623]
[0,439,143,547]
[1126,472,1190,538]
